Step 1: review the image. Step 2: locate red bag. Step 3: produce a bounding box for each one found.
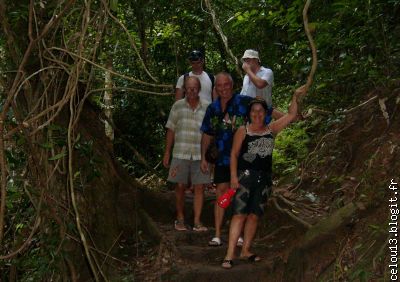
[217,188,236,208]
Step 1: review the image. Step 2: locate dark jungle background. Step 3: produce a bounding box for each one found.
[0,0,399,281]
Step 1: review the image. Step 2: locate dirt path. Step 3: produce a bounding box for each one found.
[159,223,285,281]
[143,191,298,281]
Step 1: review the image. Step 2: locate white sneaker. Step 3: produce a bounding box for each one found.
[193,223,208,232]
[208,237,222,246]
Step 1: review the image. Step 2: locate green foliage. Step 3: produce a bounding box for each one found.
[1,0,399,279]
[102,0,400,181]
[74,136,103,182]
[348,269,371,282]
[113,93,171,177]
[273,121,310,177]
[2,216,68,281]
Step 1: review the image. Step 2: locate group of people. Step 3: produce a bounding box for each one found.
[162,49,306,269]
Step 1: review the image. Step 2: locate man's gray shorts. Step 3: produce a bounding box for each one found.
[167,158,211,185]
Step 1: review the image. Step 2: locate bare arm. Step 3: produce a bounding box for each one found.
[271,108,285,120]
[269,85,307,135]
[200,133,212,173]
[243,63,268,89]
[175,88,184,100]
[175,75,185,100]
[163,129,175,168]
[212,87,217,101]
[230,126,246,189]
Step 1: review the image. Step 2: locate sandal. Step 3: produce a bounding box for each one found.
[221,259,233,269]
[174,220,189,231]
[193,223,208,232]
[236,236,244,247]
[240,254,261,262]
[208,237,222,246]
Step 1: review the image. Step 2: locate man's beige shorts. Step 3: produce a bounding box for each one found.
[167,158,211,185]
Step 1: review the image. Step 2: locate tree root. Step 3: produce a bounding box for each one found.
[65,256,78,282]
[276,194,322,216]
[343,95,378,114]
[257,225,293,243]
[65,233,130,266]
[271,197,312,229]
[284,201,367,282]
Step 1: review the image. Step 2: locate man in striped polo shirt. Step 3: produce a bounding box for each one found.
[163,76,211,232]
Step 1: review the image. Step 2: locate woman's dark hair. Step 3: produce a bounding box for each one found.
[248,98,268,112]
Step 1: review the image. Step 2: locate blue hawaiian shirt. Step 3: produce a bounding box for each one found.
[201,93,273,167]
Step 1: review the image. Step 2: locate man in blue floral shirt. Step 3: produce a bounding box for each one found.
[200,72,274,246]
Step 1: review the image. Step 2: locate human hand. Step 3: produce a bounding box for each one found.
[242,62,251,73]
[287,85,307,117]
[162,152,170,168]
[230,176,239,189]
[200,159,209,173]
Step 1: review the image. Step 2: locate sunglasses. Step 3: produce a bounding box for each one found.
[190,59,203,65]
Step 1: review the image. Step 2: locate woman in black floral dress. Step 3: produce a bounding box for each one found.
[221,85,306,269]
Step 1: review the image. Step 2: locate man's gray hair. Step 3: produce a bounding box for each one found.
[215,72,233,86]
[184,76,201,91]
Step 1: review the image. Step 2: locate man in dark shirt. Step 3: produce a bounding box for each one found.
[200,72,276,246]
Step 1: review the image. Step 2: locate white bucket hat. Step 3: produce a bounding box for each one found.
[241,49,260,63]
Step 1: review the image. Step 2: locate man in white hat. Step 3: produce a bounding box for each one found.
[240,49,274,107]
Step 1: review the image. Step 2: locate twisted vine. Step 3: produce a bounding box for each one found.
[302,0,318,93]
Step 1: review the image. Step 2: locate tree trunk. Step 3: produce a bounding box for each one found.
[284,201,367,281]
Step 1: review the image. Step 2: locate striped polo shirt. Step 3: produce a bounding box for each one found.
[166,98,209,160]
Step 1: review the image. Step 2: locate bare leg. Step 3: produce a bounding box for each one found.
[193,184,204,225]
[240,213,259,257]
[214,182,229,238]
[175,183,186,221]
[224,214,246,260]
